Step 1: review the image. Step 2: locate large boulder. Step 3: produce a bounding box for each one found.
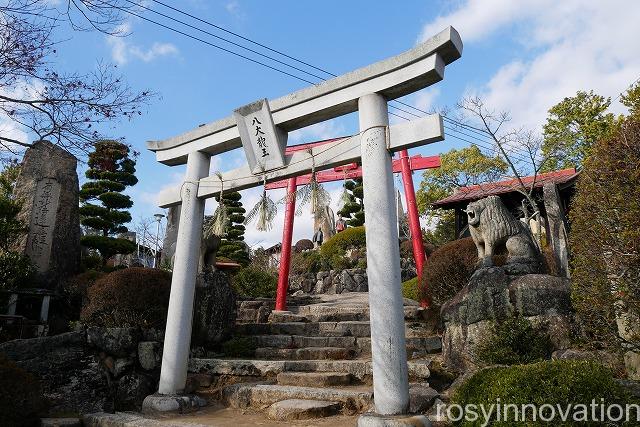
[441,267,574,372]
[86,327,140,358]
[192,270,237,347]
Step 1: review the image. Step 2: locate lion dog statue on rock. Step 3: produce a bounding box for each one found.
[465,195,541,273]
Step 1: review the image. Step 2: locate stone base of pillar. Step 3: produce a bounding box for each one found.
[141,393,207,415]
[357,413,431,427]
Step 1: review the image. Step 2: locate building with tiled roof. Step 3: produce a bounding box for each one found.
[432,168,580,238]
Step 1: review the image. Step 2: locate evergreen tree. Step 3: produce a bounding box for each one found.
[215,191,249,265]
[79,140,137,263]
[337,178,365,227]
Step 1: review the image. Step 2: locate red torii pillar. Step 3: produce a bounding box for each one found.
[270,140,439,312]
[275,177,297,311]
[399,149,430,308]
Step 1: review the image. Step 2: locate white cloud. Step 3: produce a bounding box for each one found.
[225,0,240,15]
[107,23,179,66]
[419,0,640,131]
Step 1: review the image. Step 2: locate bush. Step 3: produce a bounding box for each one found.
[81,267,172,328]
[475,317,553,365]
[570,120,640,349]
[320,226,366,269]
[402,276,420,301]
[231,266,277,298]
[320,226,366,259]
[62,270,105,322]
[0,353,47,427]
[0,251,35,290]
[290,250,325,275]
[422,237,477,305]
[452,360,638,426]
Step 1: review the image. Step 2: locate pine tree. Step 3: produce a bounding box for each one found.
[337,178,365,227]
[215,191,249,265]
[79,140,137,264]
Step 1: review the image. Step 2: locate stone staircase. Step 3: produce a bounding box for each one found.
[188,293,443,422]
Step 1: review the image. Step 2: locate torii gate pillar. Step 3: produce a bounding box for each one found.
[158,151,210,395]
[359,93,410,414]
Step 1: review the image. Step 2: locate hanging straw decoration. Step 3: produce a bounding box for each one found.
[289,149,331,219]
[205,172,228,237]
[245,173,278,231]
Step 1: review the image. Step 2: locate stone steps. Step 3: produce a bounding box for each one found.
[266,399,342,421]
[220,383,373,414]
[268,305,423,323]
[235,320,433,338]
[254,346,356,361]
[189,358,432,382]
[247,334,441,357]
[277,371,353,387]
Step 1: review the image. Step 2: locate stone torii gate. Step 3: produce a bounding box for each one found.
[147,26,462,424]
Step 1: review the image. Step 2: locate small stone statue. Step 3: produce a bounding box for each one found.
[198,233,221,273]
[465,195,541,273]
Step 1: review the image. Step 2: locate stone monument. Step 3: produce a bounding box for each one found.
[160,205,180,268]
[314,204,336,240]
[13,140,80,288]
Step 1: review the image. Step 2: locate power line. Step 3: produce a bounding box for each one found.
[148,0,337,78]
[118,1,532,164]
[614,74,640,101]
[110,4,318,85]
[122,0,328,81]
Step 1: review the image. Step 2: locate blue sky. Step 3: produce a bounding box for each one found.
[4,0,640,248]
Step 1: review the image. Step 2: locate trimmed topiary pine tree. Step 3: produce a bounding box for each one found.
[337,178,364,227]
[215,191,249,265]
[79,140,137,264]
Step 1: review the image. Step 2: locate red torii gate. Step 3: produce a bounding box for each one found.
[266,137,440,311]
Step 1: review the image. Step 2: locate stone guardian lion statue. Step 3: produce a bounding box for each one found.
[465,195,540,272]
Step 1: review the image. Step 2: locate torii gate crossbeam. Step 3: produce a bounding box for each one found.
[145,26,462,423]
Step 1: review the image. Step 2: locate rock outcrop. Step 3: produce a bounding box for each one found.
[441,267,574,372]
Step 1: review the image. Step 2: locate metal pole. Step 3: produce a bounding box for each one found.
[399,149,430,308]
[158,151,210,395]
[358,93,409,415]
[275,177,297,311]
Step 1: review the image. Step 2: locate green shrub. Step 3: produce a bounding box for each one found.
[0,251,35,290]
[422,237,477,305]
[570,119,640,349]
[320,226,366,259]
[452,360,638,426]
[290,250,325,275]
[231,266,277,298]
[0,353,47,427]
[221,336,256,357]
[319,226,366,270]
[402,277,419,301]
[81,267,172,328]
[475,317,553,365]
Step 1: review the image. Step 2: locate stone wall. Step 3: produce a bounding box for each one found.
[288,258,416,296]
[0,327,163,414]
